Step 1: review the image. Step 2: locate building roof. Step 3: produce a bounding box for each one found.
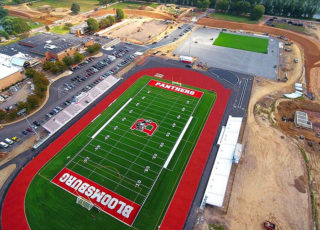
[203,116,243,207]
[0,53,23,80]
[0,33,93,58]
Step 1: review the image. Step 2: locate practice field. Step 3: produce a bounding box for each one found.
[25,76,216,229]
[213,32,269,54]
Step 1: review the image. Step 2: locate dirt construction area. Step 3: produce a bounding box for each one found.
[3,3,61,24]
[196,42,315,229]
[105,18,169,44]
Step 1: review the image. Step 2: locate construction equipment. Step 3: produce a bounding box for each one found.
[264,221,276,230]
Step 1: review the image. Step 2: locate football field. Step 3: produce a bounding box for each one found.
[213,32,269,53]
[25,76,216,229]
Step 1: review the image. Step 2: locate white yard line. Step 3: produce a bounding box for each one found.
[91,98,132,139]
[83,147,160,176]
[163,116,194,168]
[77,154,154,189]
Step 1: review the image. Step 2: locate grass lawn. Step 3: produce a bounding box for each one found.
[25,76,216,230]
[107,1,159,9]
[214,32,269,53]
[209,13,258,24]
[30,0,99,12]
[27,20,43,29]
[51,25,69,34]
[273,22,306,33]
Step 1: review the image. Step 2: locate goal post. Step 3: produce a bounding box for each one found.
[76,196,94,211]
[172,81,182,86]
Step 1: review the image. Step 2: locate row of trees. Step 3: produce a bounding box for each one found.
[261,0,319,18]
[216,0,265,20]
[43,52,85,74]
[86,9,124,32]
[98,0,319,19]
[0,16,30,35]
[0,69,49,122]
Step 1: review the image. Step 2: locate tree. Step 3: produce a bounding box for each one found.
[104,18,110,27]
[45,25,50,31]
[250,4,265,20]
[0,110,6,121]
[0,30,9,40]
[234,1,251,15]
[215,0,229,12]
[0,6,8,19]
[107,15,116,25]
[73,52,85,63]
[87,43,102,54]
[86,18,99,32]
[42,61,54,71]
[116,8,125,20]
[62,56,74,66]
[99,0,113,5]
[99,19,108,29]
[27,95,41,108]
[55,60,67,73]
[0,16,30,35]
[197,0,210,11]
[71,3,80,14]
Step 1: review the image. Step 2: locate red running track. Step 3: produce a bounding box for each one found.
[1,67,230,230]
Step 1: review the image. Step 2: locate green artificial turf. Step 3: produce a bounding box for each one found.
[25,76,216,230]
[213,32,269,54]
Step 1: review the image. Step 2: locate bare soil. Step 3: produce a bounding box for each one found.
[196,43,313,230]
[0,135,37,167]
[0,164,16,189]
[107,18,168,44]
[91,9,172,20]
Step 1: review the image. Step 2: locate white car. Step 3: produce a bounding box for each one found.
[4,138,13,145]
[0,141,8,148]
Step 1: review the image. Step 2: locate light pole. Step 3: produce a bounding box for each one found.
[18,108,40,140]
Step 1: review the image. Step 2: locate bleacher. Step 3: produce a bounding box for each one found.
[42,76,120,134]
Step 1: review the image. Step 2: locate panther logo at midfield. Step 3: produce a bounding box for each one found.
[131,119,158,136]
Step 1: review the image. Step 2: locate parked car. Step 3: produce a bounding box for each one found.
[4,138,13,145]
[33,121,41,126]
[12,136,20,142]
[22,130,28,135]
[0,141,8,148]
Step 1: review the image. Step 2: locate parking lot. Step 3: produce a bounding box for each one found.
[0,42,146,149]
[174,27,280,79]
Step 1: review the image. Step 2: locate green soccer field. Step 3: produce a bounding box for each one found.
[25,76,216,230]
[213,32,269,54]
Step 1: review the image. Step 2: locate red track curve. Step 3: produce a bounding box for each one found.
[1,68,230,230]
